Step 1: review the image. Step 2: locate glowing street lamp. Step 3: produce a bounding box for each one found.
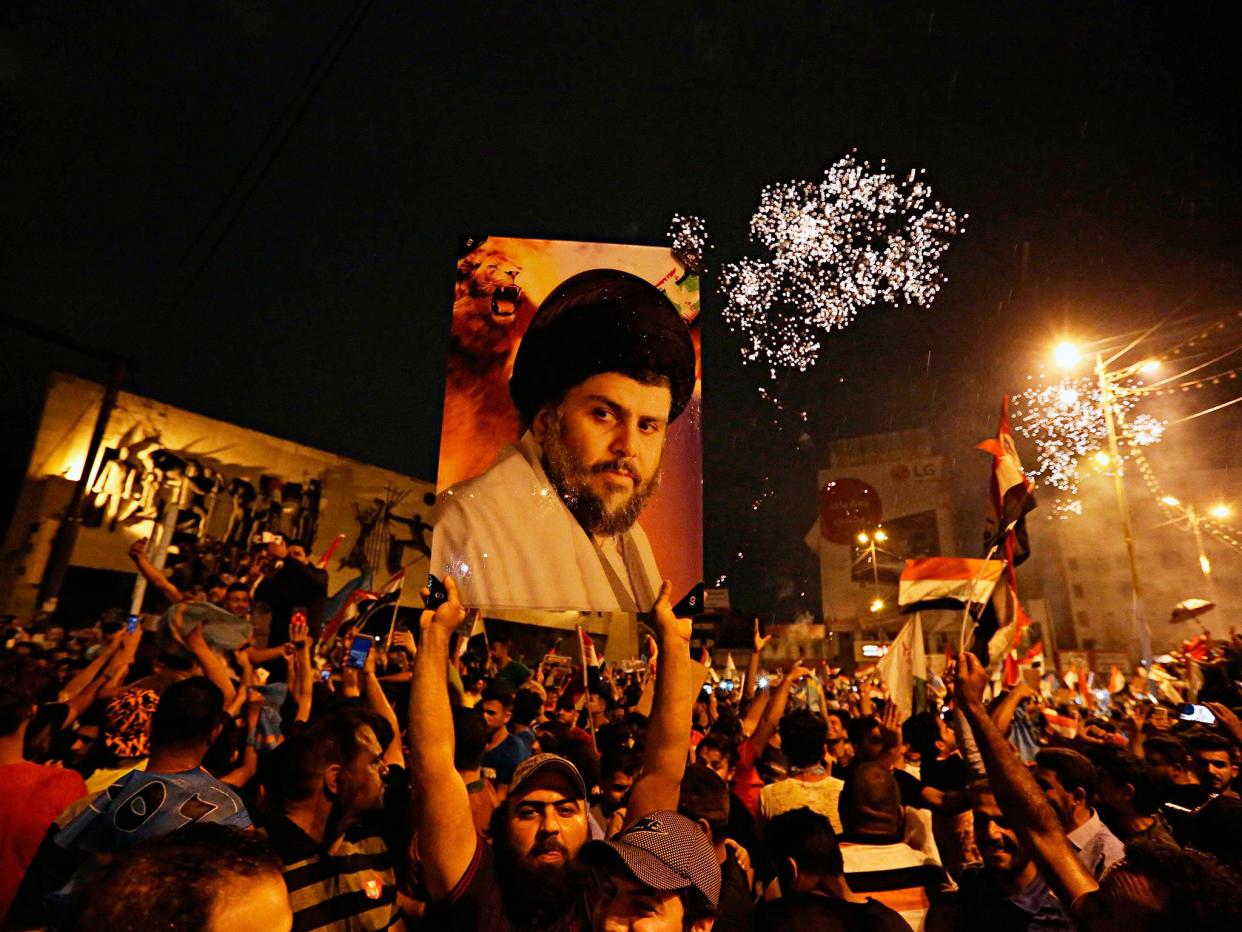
[869,598,885,614]
[1210,504,1232,520]
[1054,342,1082,370]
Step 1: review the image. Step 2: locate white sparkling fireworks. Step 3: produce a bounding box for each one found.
[1012,377,1166,513]
[668,213,710,274]
[719,152,965,376]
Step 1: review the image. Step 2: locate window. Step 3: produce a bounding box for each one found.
[1076,610,1090,628]
[1083,638,1097,650]
[1072,583,1085,598]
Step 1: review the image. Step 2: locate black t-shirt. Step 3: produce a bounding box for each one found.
[714,846,755,932]
[754,892,910,932]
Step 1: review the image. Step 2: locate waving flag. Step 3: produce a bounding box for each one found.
[977,396,1037,565]
[876,613,927,718]
[898,557,1005,612]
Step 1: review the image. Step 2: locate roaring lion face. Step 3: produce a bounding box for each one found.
[453,246,529,357]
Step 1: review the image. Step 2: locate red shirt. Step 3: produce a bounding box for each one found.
[730,741,764,816]
[0,762,87,920]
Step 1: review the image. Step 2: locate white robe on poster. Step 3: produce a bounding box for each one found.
[430,433,663,612]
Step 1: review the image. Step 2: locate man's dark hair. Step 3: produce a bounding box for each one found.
[846,714,880,748]
[511,688,543,728]
[1094,747,1164,815]
[600,746,641,781]
[902,712,942,759]
[453,706,488,772]
[779,708,828,769]
[225,582,250,595]
[0,656,45,736]
[1187,731,1233,756]
[204,574,225,591]
[678,763,730,837]
[1035,747,1097,798]
[766,807,844,891]
[149,677,223,751]
[696,732,740,767]
[260,712,370,804]
[482,681,515,709]
[826,708,852,730]
[1115,839,1242,931]
[76,824,283,931]
[1144,734,1190,766]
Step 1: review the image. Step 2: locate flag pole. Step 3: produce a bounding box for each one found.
[576,623,597,747]
[959,541,1003,654]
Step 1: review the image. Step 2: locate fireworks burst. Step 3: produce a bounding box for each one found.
[668,213,710,274]
[1012,377,1165,513]
[719,152,965,376]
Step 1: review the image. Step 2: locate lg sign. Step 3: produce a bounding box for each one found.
[819,478,883,545]
[891,459,939,482]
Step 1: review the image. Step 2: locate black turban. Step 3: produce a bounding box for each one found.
[509,268,696,423]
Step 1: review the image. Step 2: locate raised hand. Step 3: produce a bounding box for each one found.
[652,580,692,643]
[420,575,467,636]
[127,537,150,562]
[753,618,772,653]
[290,615,308,647]
[390,628,417,657]
[954,650,989,709]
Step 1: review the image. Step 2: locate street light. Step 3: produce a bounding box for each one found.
[1210,504,1232,520]
[1054,341,1154,665]
[1159,497,1222,607]
[856,528,889,618]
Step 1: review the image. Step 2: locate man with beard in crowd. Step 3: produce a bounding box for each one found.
[955,782,1074,930]
[955,649,1242,932]
[1032,748,1124,879]
[430,268,697,612]
[410,574,697,930]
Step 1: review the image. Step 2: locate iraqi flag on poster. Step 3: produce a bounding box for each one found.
[898,557,1006,612]
[579,628,600,669]
[876,613,927,719]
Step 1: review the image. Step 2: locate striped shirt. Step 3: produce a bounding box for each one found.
[264,813,403,931]
[840,838,956,931]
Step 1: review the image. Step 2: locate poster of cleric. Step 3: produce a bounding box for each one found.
[431,236,703,613]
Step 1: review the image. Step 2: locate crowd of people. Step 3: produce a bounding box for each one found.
[3,526,1242,931]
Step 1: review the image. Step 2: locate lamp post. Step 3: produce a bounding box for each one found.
[1160,497,1228,618]
[1095,351,1153,667]
[1055,342,1157,666]
[857,528,888,616]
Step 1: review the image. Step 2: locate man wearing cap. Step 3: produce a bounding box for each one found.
[410,574,699,930]
[580,810,720,931]
[430,268,697,613]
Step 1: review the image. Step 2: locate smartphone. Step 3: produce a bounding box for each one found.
[126,614,140,634]
[674,582,706,617]
[1179,703,1217,724]
[425,574,448,609]
[719,680,735,692]
[318,668,332,682]
[347,635,375,670]
[756,676,770,689]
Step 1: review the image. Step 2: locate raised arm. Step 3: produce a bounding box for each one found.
[127,537,186,604]
[955,651,1097,909]
[990,682,1036,737]
[749,661,812,755]
[626,581,693,822]
[290,618,315,724]
[173,605,237,705]
[744,618,770,701]
[58,630,124,703]
[409,576,475,901]
[365,631,406,768]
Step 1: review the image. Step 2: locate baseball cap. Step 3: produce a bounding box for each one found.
[580,810,721,910]
[509,752,588,800]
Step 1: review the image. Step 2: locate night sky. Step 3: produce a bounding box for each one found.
[3,1,1240,618]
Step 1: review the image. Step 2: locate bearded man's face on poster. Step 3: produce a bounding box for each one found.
[535,371,669,537]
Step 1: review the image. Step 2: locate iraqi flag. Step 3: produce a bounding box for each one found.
[898,557,1006,612]
[977,396,1037,566]
[1042,708,1079,740]
[354,589,401,636]
[876,613,927,719]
